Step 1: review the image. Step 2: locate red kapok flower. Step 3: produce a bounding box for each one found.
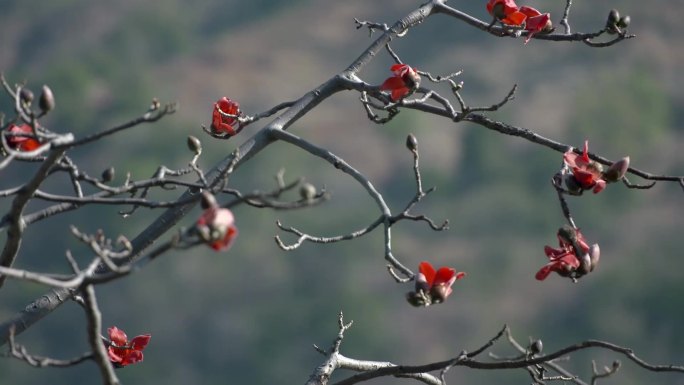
[486,0,526,25]
[211,97,240,136]
[380,64,421,101]
[519,6,552,43]
[536,226,600,281]
[196,205,238,251]
[107,326,151,368]
[5,123,41,152]
[563,140,607,194]
[407,261,466,306]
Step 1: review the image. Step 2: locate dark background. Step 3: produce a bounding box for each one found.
[0,0,682,384]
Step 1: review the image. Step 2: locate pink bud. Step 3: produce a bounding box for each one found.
[603,156,630,183]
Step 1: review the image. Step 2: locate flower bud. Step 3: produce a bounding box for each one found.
[405,291,426,307]
[589,243,600,272]
[101,167,115,183]
[557,225,577,245]
[577,252,592,275]
[602,156,629,183]
[200,191,218,209]
[563,173,583,195]
[530,339,543,354]
[430,284,449,304]
[299,183,317,201]
[38,85,55,113]
[405,133,418,151]
[607,9,620,26]
[617,15,630,29]
[612,360,621,370]
[186,135,202,155]
[19,88,34,106]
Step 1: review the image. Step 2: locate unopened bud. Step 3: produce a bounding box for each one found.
[617,15,630,29]
[557,225,577,245]
[603,156,629,183]
[406,291,426,307]
[530,339,543,354]
[38,85,55,113]
[101,167,115,183]
[200,191,218,209]
[589,243,600,272]
[607,9,620,26]
[430,284,449,304]
[187,135,202,155]
[612,360,621,370]
[563,173,583,195]
[19,88,34,105]
[299,183,316,201]
[577,252,592,275]
[406,133,418,151]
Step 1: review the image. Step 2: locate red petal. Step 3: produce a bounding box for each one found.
[572,169,597,189]
[130,334,151,351]
[122,350,143,366]
[455,271,466,280]
[581,140,590,163]
[418,261,436,287]
[108,347,124,363]
[503,11,526,26]
[108,326,128,346]
[380,76,406,92]
[211,225,238,251]
[535,264,553,280]
[434,267,456,285]
[518,5,541,17]
[389,64,409,76]
[391,87,409,101]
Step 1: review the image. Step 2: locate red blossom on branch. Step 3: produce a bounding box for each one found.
[563,140,607,194]
[196,199,238,252]
[107,326,151,368]
[407,261,465,306]
[536,226,600,281]
[380,64,421,101]
[519,6,553,43]
[486,0,526,26]
[211,97,241,136]
[4,123,41,151]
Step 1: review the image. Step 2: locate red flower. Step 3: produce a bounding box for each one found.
[536,226,600,281]
[486,0,526,25]
[211,97,240,136]
[196,205,238,251]
[519,6,552,43]
[107,326,151,368]
[563,140,607,194]
[407,261,465,306]
[5,123,41,151]
[380,64,421,101]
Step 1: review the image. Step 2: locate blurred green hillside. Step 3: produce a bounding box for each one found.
[0,1,682,384]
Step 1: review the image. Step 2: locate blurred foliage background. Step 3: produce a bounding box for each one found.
[0,0,682,384]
